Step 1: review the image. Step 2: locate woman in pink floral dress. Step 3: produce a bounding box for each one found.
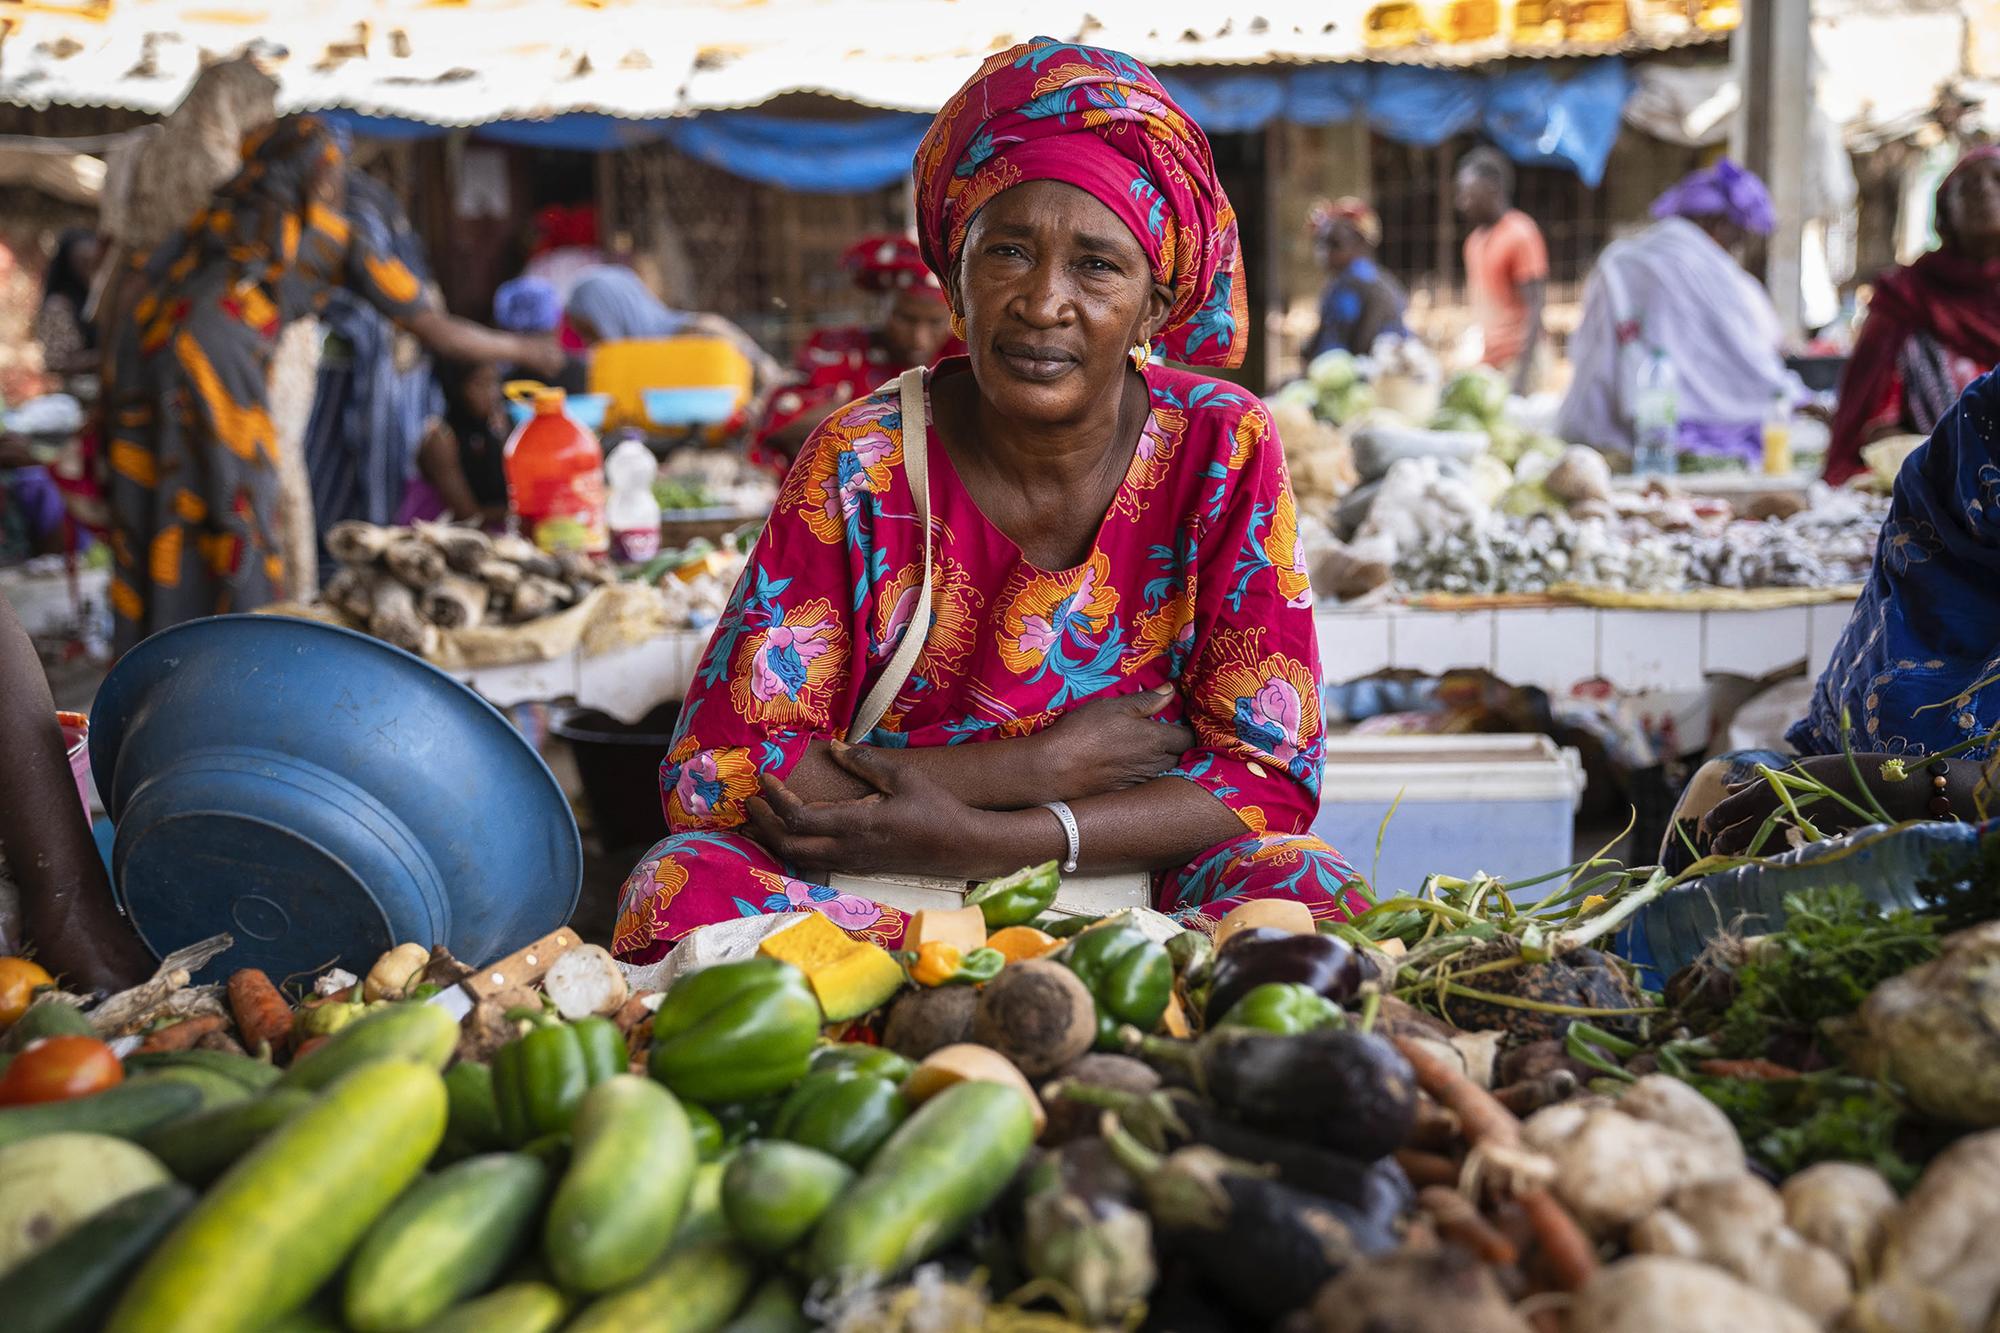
[613,38,1358,964]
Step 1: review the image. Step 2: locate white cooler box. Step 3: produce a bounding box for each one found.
[1310,734,1585,900]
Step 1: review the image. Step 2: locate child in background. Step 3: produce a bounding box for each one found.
[398,358,512,528]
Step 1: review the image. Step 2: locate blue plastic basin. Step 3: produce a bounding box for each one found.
[643,386,739,427]
[90,615,581,980]
[508,392,610,431]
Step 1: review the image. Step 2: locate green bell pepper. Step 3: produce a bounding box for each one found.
[491,1009,627,1145]
[1059,921,1173,1050]
[1038,913,1102,940]
[1215,981,1345,1035]
[648,958,823,1105]
[440,1060,506,1159]
[964,860,1061,929]
[686,1103,726,1161]
[771,1068,910,1168]
[809,1042,915,1084]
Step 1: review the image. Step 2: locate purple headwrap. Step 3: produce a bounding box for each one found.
[493,275,563,334]
[1649,158,1775,236]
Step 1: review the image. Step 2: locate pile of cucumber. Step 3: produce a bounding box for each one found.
[0,984,1041,1333]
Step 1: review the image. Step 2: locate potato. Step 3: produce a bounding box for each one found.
[1856,1129,2000,1331]
[1781,1161,1896,1275]
[1571,1256,1819,1333]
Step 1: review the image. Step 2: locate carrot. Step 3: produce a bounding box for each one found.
[1418,1185,1518,1267]
[1519,1188,1598,1291]
[137,1013,227,1053]
[290,1034,331,1064]
[1391,1033,1521,1149]
[1409,1098,1464,1152]
[1394,1148,1464,1189]
[1697,1057,1799,1081]
[228,968,293,1057]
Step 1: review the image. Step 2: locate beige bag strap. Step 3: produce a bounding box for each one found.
[846,367,933,743]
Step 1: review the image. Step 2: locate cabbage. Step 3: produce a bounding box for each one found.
[1440,366,1510,425]
[1307,348,1362,395]
[1269,380,1319,414]
[1321,381,1376,425]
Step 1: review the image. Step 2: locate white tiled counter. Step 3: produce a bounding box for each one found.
[452,596,1859,722]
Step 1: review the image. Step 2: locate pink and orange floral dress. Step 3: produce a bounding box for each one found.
[611,358,1357,964]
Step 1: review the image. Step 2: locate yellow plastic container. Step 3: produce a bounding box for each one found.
[1435,0,1500,43]
[587,334,755,436]
[1511,0,1568,44]
[1363,2,1428,47]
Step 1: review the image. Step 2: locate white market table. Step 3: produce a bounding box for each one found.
[450,596,1860,723]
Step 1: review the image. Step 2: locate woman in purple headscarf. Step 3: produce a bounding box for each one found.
[1558,157,1802,463]
[611,38,1358,962]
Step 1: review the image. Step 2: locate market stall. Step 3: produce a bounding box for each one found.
[4,809,1997,1332]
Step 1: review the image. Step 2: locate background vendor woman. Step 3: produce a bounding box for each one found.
[614,39,1357,962]
[753,234,961,470]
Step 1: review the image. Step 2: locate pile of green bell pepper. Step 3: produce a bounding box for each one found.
[771,1068,910,1168]
[490,1009,627,1145]
[648,958,823,1105]
[1059,921,1172,1049]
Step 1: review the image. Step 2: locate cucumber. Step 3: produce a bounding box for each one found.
[419,1281,567,1333]
[253,1308,344,1333]
[565,1239,755,1333]
[139,1089,315,1187]
[0,1077,202,1149]
[125,1065,252,1112]
[543,1075,695,1294]
[277,1002,460,1092]
[125,1048,281,1090]
[719,1277,810,1333]
[0,1181,196,1333]
[344,1153,550,1332]
[2,1000,94,1052]
[106,1060,448,1333]
[721,1141,853,1256]
[808,1079,1037,1285]
[675,1157,730,1246]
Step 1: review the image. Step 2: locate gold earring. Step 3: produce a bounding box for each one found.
[1130,342,1151,371]
[950,311,966,340]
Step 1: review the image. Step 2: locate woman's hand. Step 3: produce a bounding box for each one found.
[513,335,567,381]
[745,741,1011,879]
[1033,685,1195,802]
[1700,752,1943,856]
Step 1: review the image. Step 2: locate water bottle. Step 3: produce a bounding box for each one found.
[1632,348,1680,477]
[604,437,662,564]
[1761,390,1794,476]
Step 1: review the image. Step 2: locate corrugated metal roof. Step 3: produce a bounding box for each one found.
[0,0,1734,125]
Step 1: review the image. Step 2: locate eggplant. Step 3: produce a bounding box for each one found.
[1106,1124,1396,1324]
[1048,1082,1412,1227]
[1132,1027,1418,1162]
[1205,928,1362,1025]
[1019,1138,1155,1326]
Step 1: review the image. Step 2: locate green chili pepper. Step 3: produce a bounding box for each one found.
[1215,982,1346,1035]
[964,861,1061,929]
[648,958,823,1105]
[772,1068,911,1168]
[1040,914,1102,940]
[490,1010,627,1145]
[439,1060,505,1160]
[810,1043,916,1084]
[1059,922,1173,1050]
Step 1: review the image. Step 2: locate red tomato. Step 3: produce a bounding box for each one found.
[0,1035,125,1105]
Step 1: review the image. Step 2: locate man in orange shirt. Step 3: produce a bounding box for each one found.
[1456,147,1549,395]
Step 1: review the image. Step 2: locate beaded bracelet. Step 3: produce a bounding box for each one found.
[1928,759,1956,820]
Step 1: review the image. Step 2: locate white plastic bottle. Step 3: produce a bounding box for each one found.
[1632,348,1680,477]
[1762,390,1794,476]
[604,437,662,564]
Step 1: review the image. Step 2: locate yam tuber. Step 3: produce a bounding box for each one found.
[1570,1256,1819,1333]
[327,520,394,565]
[1521,1076,1744,1235]
[1845,921,2000,1127]
[1629,1175,1850,1323]
[384,536,447,589]
[542,944,629,1021]
[367,575,439,656]
[322,567,375,622]
[415,522,493,574]
[1780,1161,1896,1277]
[1850,1130,2000,1331]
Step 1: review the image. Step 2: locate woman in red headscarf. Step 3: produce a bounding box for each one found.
[752,235,960,471]
[1826,148,2000,484]
[612,38,1358,964]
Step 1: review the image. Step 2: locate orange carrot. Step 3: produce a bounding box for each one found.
[1394,1148,1464,1189]
[1697,1057,1799,1081]
[290,1034,331,1064]
[137,1014,226,1053]
[228,968,293,1057]
[1391,1034,1521,1149]
[1418,1185,1519,1267]
[1520,1188,1598,1291]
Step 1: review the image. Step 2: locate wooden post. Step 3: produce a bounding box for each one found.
[1734,0,1811,339]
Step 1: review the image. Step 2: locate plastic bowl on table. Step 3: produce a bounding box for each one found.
[507,392,611,432]
[643,386,741,429]
[89,615,581,981]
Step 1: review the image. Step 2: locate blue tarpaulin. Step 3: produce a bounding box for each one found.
[323,58,1634,192]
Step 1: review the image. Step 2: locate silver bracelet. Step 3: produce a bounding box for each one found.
[1042,800,1080,874]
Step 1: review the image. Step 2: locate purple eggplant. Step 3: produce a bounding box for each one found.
[1204,928,1363,1026]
